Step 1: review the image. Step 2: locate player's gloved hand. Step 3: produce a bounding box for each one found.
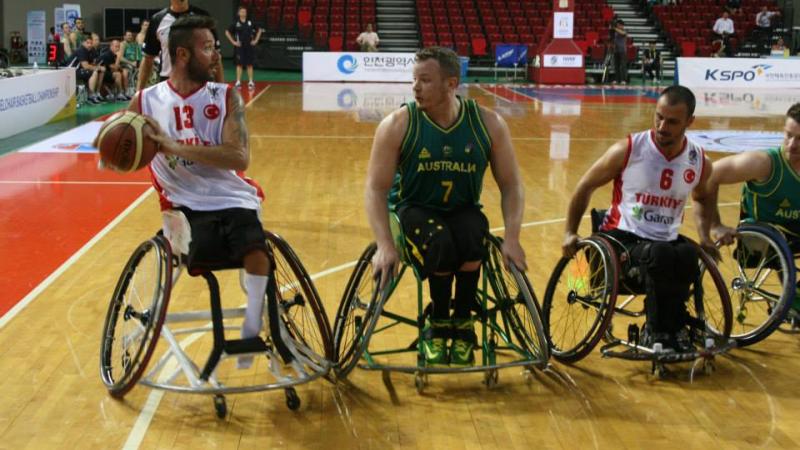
[371,243,399,290]
[711,224,737,246]
[562,232,580,259]
[501,238,527,271]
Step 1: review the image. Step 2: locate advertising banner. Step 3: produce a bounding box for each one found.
[677,57,800,88]
[553,12,574,39]
[686,130,782,153]
[27,11,47,65]
[0,68,76,139]
[63,3,81,28]
[302,52,416,82]
[543,54,583,67]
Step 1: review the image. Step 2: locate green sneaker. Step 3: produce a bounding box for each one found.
[450,318,476,366]
[421,319,450,366]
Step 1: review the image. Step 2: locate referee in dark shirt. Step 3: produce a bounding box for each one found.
[225,6,262,90]
[136,0,223,91]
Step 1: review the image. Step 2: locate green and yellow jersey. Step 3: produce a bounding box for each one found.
[388,97,492,211]
[740,147,800,238]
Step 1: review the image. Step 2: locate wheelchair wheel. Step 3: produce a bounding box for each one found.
[100,236,173,398]
[543,236,617,363]
[266,231,333,361]
[690,245,733,341]
[714,224,795,347]
[332,243,385,379]
[484,235,549,367]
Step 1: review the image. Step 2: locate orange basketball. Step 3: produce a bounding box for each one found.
[96,111,159,172]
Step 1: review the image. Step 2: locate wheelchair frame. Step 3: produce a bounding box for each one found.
[716,222,797,345]
[332,214,549,392]
[99,229,333,417]
[543,209,735,378]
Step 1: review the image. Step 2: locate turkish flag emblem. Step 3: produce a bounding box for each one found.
[204,104,220,120]
[684,169,696,183]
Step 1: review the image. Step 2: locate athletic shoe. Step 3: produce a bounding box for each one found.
[115,93,128,102]
[248,81,255,90]
[421,319,450,366]
[450,318,476,366]
[235,80,241,88]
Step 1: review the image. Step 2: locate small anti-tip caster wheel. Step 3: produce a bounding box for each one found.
[214,394,227,419]
[285,388,301,411]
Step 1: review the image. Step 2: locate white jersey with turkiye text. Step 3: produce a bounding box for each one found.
[140,81,263,211]
[600,130,706,241]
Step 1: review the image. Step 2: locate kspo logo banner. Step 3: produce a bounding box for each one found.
[677,57,800,88]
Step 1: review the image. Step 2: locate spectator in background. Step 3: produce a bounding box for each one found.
[136,20,150,46]
[756,6,781,54]
[642,41,661,82]
[60,23,74,60]
[225,6,262,90]
[612,19,628,84]
[98,39,129,101]
[772,37,788,56]
[70,17,88,49]
[74,36,105,104]
[713,11,735,57]
[356,23,380,52]
[726,0,741,15]
[117,31,142,96]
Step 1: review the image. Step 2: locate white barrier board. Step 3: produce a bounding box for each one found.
[0,68,75,139]
[677,57,800,88]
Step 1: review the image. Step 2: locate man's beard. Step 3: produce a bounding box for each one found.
[187,53,213,83]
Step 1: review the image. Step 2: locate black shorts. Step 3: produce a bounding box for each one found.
[102,68,114,84]
[176,207,267,272]
[76,68,93,82]
[398,205,489,277]
[235,45,255,66]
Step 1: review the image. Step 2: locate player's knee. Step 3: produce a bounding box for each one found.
[643,241,677,280]
[243,247,270,275]
[459,260,481,272]
[425,231,459,273]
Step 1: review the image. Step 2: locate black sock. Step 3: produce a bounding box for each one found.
[454,270,480,320]
[428,273,454,320]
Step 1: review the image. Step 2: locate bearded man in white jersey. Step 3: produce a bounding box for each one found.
[562,86,718,352]
[124,16,284,368]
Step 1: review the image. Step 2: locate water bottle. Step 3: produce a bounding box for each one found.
[32,61,38,72]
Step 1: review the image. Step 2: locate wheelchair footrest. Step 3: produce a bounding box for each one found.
[224,337,270,355]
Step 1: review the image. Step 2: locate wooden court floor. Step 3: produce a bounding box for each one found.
[2,83,799,449]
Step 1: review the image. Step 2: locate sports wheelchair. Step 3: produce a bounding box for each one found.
[714,221,798,346]
[542,209,735,378]
[99,211,333,417]
[332,213,549,392]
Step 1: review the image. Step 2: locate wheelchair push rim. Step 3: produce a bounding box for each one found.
[99,236,173,398]
[714,224,796,347]
[484,235,550,368]
[543,236,618,363]
[266,231,334,362]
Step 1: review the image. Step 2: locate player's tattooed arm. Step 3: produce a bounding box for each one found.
[227,88,249,152]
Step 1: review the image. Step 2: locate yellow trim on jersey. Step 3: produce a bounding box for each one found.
[399,105,417,167]
[405,236,425,267]
[421,97,465,134]
[466,104,489,162]
[472,100,493,150]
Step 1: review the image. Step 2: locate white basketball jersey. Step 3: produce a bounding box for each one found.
[140,81,263,211]
[600,130,706,241]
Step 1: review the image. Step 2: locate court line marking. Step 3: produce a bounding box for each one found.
[0,187,154,330]
[0,180,152,185]
[121,202,740,449]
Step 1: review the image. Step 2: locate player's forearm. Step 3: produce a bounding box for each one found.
[565,185,592,234]
[500,183,524,243]
[137,56,154,91]
[365,187,394,248]
[168,143,248,171]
